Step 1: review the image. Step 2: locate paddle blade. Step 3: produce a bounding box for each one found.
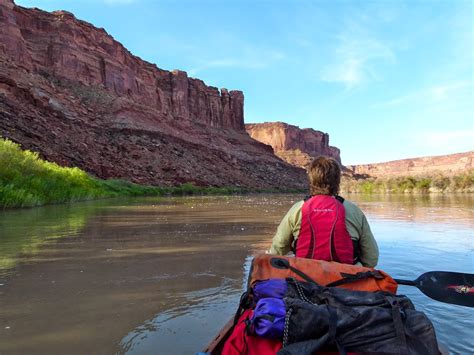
[415,271,474,307]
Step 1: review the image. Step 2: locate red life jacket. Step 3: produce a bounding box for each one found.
[295,195,354,264]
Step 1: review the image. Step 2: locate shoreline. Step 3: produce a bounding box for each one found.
[340,173,473,194]
[1,138,472,210]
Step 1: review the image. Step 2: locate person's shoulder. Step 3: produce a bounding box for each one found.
[283,200,304,222]
[342,198,363,213]
[342,198,356,207]
[290,200,304,210]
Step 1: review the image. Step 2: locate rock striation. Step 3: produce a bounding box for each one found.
[347,151,473,178]
[1,2,244,130]
[245,122,341,168]
[0,0,306,189]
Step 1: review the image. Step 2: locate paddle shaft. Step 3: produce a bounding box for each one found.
[393,278,416,286]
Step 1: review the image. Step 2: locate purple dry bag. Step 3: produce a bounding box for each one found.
[249,297,286,339]
[253,279,288,301]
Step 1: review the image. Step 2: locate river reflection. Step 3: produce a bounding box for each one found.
[0,194,472,354]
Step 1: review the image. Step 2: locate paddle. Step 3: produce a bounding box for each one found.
[394,271,474,307]
[269,257,473,307]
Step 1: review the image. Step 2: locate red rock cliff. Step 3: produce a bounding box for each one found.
[347,151,473,178]
[0,2,243,130]
[0,0,306,189]
[245,122,341,167]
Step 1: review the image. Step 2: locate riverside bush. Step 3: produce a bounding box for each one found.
[0,138,247,209]
[341,171,473,194]
[415,178,431,192]
[1,138,108,208]
[431,174,450,191]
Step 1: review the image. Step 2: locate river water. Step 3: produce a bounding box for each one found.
[0,194,472,354]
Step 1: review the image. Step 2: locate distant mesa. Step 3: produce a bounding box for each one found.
[245,121,472,180]
[245,122,341,168]
[347,151,473,178]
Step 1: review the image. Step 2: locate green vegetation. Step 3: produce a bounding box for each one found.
[341,171,474,194]
[0,138,246,209]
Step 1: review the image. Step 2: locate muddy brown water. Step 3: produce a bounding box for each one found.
[0,194,472,354]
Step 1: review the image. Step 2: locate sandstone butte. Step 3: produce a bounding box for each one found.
[246,121,473,179]
[0,0,310,189]
[245,122,341,168]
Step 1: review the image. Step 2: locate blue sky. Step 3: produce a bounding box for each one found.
[16,0,473,165]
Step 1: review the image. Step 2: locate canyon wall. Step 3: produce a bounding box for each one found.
[245,122,341,168]
[347,151,473,178]
[0,0,307,189]
[0,1,244,130]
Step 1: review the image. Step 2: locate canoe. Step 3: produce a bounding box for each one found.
[201,314,450,355]
[200,254,461,354]
[201,315,370,354]
[201,317,234,354]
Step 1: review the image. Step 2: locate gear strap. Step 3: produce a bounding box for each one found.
[326,270,384,287]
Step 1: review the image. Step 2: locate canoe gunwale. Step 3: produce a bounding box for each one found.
[202,317,234,354]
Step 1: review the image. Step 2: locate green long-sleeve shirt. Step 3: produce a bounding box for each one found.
[269,199,379,267]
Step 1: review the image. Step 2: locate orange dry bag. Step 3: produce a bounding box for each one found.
[248,254,397,294]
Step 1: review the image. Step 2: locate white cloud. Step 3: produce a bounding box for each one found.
[321,58,363,89]
[429,81,471,101]
[372,80,472,108]
[320,31,395,89]
[188,48,285,76]
[415,129,474,151]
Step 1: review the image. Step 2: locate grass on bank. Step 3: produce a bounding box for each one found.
[0,138,244,209]
[341,171,474,194]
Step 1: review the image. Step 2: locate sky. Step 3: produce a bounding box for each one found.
[15,0,473,165]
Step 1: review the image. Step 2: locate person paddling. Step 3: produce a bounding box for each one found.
[269,156,379,267]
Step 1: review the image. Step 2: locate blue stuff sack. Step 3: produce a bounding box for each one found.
[253,279,288,301]
[249,297,286,339]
